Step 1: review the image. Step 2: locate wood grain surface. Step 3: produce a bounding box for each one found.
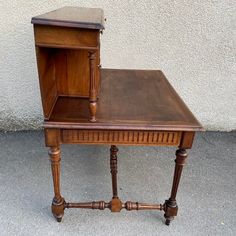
[45,69,203,131]
[31,6,105,29]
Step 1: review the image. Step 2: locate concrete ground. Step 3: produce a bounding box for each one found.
[0,131,235,236]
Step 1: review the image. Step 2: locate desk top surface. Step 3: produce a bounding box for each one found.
[45,69,203,131]
[31,6,104,29]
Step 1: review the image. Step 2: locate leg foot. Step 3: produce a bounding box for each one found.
[51,198,65,222]
[56,217,62,223]
[165,218,171,226]
[163,199,178,225]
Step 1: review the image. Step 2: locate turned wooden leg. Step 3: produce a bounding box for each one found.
[110,145,122,212]
[110,145,118,198]
[49,146,65,222]
[89,51,97,122]
[164,148,188,225]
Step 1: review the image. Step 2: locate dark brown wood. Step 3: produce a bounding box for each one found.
[31,6,105,29]
[32,7,102,121]
[32,8,203,225]
[109,145,123,212]
[179,131,195,149]
[44,129,60,147]
[64,200,163,211]
[89,51,98,122]
[110,145,119,198]
[39,69,202,224]
[110,198,123,212]
[34,25,99,49]
[35,47,57,119]
[48,146,65,222]
[164,148,188,225]
[124,201,164,211]
[65,201,108,210]
[60,129,181,146]
[44,69,203,131]
[55,50,90,97]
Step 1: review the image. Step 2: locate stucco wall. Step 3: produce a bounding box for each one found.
[0,1,235,131]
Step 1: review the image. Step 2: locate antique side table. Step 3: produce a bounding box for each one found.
[43,69,203,225]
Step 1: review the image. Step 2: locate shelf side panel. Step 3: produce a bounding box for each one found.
[35,47,57,119]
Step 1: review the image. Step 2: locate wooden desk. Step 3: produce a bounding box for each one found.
[44,69,203,225]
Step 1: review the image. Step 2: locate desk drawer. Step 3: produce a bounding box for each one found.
[34,25,99,49]
[61,130,181,146]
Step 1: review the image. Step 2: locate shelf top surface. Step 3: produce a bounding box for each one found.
[45,69,203,131]
[31,6,104,29]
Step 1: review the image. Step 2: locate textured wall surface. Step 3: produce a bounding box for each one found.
[0,1,235,131]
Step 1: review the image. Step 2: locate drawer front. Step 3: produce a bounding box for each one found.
[34,25,99,49]
[61,129,181,146]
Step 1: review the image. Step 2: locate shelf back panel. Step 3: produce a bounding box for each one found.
[55,49,90,97]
